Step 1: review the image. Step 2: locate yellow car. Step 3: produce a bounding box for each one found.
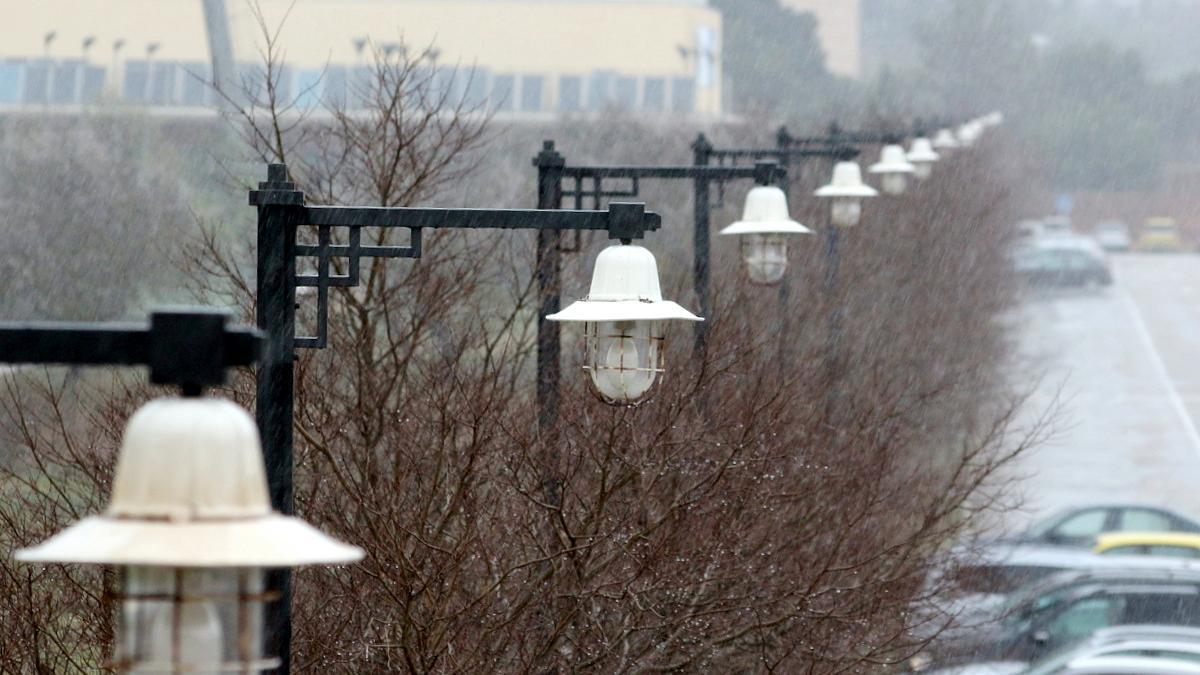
[1136,217,1183,252]
[1094,531,1200,558]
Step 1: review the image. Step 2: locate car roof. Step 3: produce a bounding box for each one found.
[1096,532,1200,551]
[1090,624,1200,643]
[1008,565,1200,607]
[1091,639,1200,655]
[969,542,1200,571]
[1064,655,1200,674]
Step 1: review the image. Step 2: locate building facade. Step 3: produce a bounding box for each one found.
[0,0,723,117]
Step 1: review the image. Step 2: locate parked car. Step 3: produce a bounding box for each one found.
[1014,241,1111,288]
[1095,532,1200,559]
[942,568,1200,665]
[923,625,1200,674]
[1042,216,1073,237]
[1022,627,1200,674]
[1092,221,1132,252]
[1018,219,1045,241]
[1050,655,1200,674]
[1137,217,1183,252]
[1013,505,1200,548]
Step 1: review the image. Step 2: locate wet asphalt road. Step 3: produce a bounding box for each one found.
[1008,252,1200,529]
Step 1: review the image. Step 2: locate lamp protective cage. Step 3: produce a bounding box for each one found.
[14,397,364,674]
[583,319,665,404]
[117,566,271,673]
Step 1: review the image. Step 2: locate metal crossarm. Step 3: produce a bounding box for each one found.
[249,164,661,349]
[0,309,262,394]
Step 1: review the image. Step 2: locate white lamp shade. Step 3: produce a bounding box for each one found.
[907,137,940,164]
[958,122,983,145]
[547,244,702,323]
[815,161,879,198]
[868,144,916,175]
[931,129,960,150]
[15,397,364,568]
[718,185,810,236]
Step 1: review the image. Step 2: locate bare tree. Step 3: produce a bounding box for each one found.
[0,17,1050,675]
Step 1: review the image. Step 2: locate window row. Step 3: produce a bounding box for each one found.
[0,59,699,115]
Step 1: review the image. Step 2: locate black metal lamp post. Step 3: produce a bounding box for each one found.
[532,140,784,376]
[250,163,663,674]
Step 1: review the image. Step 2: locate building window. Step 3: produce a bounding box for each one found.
[23,60,51,104]
[123,60,149,102]
[431,67,462,110]
[322,65,348,108]
[642,77,665,112]
[149,62,178,105]
[587,70,613,111]
[520,74,543,112]
[558,75,582,112]
[491,74,514,112]
[294,68,324,109]
[51,60,81,104]
[0,60,24,104]
[347,65,371,109]
[613,75,637,111]
[80,65,106,103]
[671,77,695,114]
[462,67,489,109]
[179,62,210,107]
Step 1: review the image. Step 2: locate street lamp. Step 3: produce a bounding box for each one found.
[0,309,353,672]
[718,185,810,285]
[548,243,701,404]
[16,396,362,672]
[931,128,960,151]
[869,144,916,196]
[957,121,983,147]
[906,137,941,181]
[815,161,878,227]
[251,164,666,671]
[534,139,783,382]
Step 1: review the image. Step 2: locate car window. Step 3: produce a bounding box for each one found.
[1058,251,1090,270]
[1056,510,1109,539]
[1100,544,1149,556]
[1044,596,1125,646]
[1120,509,1174,531]
[1146,545,1200,558]
[1122,594,1200,626]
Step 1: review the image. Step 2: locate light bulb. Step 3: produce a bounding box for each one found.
[741,234,788,285]
[830,198,862,228]
[588,320,658,404]
[146,601,224,668]
[913,162,933,181]
[881,173,908,196]
[122,566,244,672]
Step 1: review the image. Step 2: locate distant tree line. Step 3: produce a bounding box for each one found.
[720,0,1200,191]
